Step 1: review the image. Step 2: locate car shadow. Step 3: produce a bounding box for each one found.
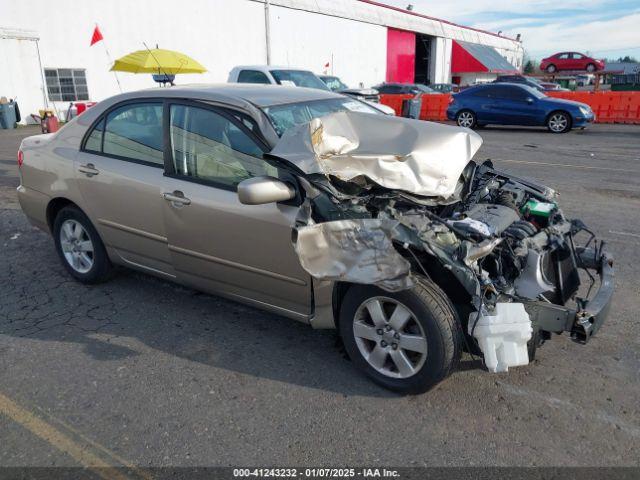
[1,216,407,398]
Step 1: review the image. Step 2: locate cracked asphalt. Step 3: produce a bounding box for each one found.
[1,123,639,469]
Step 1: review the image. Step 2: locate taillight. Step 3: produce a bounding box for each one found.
[449,96,455,104]
[17,149,24,168]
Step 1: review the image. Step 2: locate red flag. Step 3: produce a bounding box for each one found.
[90,26,103,46]
[324,62,330,68]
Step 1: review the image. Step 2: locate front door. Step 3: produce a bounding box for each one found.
[161,101,312,318]
[75,101,173,277]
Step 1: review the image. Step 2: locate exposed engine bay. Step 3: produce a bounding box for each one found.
[267,112,614,372]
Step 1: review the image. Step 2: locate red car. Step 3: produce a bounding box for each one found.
[540,52,605,73]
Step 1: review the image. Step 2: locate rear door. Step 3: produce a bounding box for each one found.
[160,101,312,318]
[75,100,174,277]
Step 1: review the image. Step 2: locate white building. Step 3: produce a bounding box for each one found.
[0,0,523,123]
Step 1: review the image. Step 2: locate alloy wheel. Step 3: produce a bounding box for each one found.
[59,219,94,274]
[548,113,568,133]
[353,297,428,379]
[457,111,475,128]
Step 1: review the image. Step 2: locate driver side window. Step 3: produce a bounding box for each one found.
[169,105,275,189]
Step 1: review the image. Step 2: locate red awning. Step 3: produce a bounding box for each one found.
[451,40,518,74]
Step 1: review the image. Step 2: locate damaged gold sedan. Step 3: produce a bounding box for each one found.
[18,85,614,394]
[255,110,614,392]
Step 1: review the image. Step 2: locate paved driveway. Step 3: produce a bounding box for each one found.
[1,124,639,469]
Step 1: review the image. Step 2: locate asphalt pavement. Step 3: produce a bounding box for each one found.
[1,123,639,470]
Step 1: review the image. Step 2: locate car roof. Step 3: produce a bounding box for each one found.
[461,82,528,93]
[100,83,344,107]
[231,65,314,73]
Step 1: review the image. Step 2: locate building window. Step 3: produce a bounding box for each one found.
[45,68,89,102]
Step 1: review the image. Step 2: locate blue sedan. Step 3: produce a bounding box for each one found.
[446,83,595,133]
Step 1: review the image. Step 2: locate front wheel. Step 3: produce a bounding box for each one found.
[339,279,462,394]
[456,110,477,129]
[547,111,572,133]
[546,64,557,73]
[586,63,596,72]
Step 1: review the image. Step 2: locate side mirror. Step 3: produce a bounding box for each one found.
[526,97,534,104]
[237,176,295,205]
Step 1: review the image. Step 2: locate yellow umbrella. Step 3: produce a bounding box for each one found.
[110,48,206,75]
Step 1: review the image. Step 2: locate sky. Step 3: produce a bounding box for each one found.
[381,0,640,60]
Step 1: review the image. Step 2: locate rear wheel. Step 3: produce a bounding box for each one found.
[53,206,113,283]
[339,279,461,394]
[547,111,572,133]
[456,110,477,129]
[586,63,596,72]
[546,64,557,73]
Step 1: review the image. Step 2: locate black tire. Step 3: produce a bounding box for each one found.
[339,278,462,394]
[546,64,556,73]
[546,110,572,133]
[586,63,596,73]
[455,109,477,129]
[53,205,113,284]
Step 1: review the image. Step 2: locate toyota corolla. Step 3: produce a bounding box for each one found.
[17,84,613,393]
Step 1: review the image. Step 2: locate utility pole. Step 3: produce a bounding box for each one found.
[264,0,272,65]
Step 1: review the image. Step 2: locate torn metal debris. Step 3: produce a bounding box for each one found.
[294,219,414,292]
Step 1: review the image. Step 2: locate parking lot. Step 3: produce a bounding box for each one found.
[1,123,639,469]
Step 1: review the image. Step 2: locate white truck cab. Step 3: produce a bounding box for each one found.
[228,65,395,115]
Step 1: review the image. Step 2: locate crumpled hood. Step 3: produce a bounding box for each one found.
[270,111,483,198]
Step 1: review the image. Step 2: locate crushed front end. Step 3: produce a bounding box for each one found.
[269,111,614,373]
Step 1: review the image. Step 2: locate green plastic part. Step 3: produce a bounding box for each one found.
[522,200,555,218]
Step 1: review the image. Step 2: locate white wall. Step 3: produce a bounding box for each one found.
[0,33,46,123]
[458,72,497,85]
[268,5,387,88]
[430,37,452,84]
[1,0,267,122]
[1,0,522,123]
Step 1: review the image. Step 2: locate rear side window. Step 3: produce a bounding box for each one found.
[84,102,164,166]
[490,86,524,100]
[472,87,493,98]
[237,70,271,84]
[104,103,163,165]
[84,118,104,152]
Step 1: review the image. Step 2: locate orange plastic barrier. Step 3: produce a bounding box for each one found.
[379,93,451,120]
[378,94,413,116]
[544,91,640,124]
[380,91,640,124]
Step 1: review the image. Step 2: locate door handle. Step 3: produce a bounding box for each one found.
[162,191,191,206]
[78,163,99,177]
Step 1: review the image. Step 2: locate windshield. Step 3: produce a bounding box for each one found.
[270,70,330,91]
[262,98,381,136]
[521,84,546,99]
[413,84,435,93]
[525,76,543,85]
[321,76,348,91]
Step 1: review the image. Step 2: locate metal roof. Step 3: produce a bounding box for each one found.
[456,41,517,73]
[256,0,522,51]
